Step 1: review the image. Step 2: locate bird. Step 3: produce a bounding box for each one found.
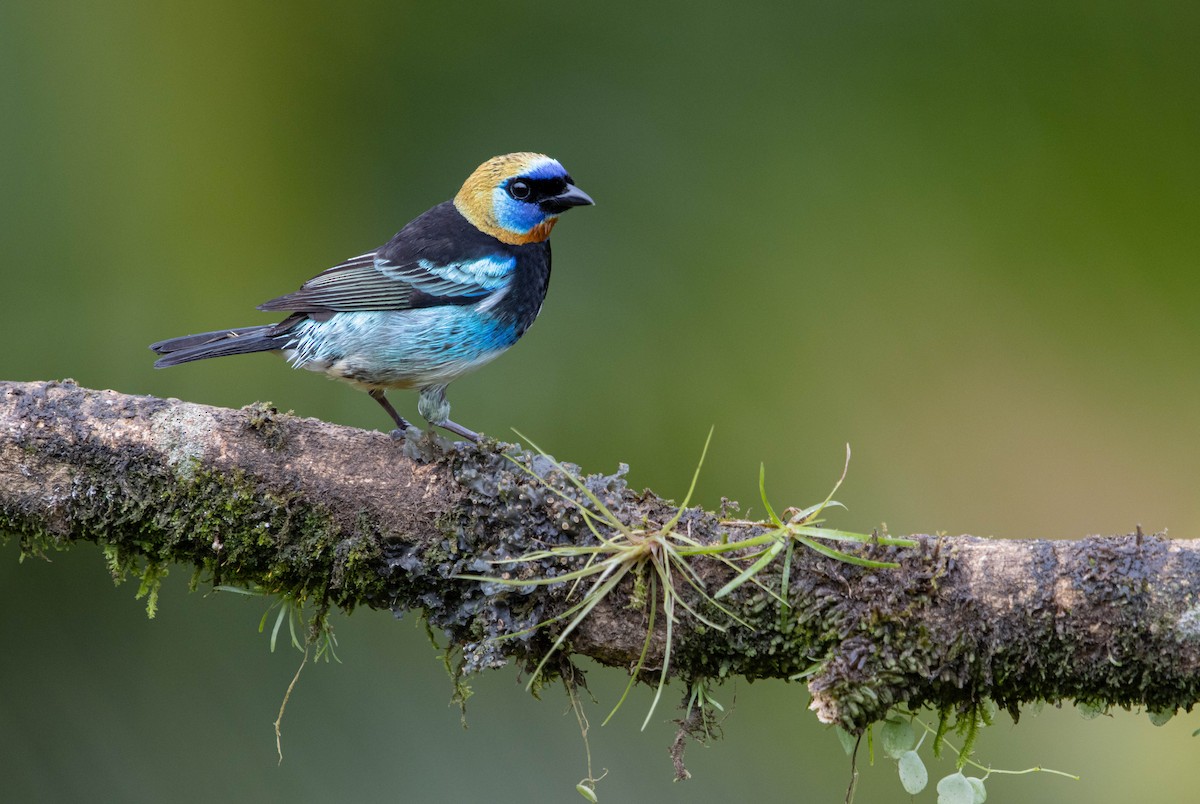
[150,152,593,442]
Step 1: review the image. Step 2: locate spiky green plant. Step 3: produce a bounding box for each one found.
[715,447,916,606]
[214,584,340,662]
[458,434,915,731]
[460,429,754,729]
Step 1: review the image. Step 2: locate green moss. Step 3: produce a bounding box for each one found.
[2,440,388,616]
[135,561,168,618]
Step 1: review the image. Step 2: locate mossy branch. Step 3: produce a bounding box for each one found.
[4,379,1200,731]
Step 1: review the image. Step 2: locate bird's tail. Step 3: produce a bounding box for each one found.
[150,325,291,368]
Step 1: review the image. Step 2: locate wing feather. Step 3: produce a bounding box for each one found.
[256,251,516,313]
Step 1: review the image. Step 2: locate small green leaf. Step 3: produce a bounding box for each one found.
[789,660,823,681]
[1077,701,1104,720]
[270,604,286,652]
[937,772,974,804]
[1148,708,1174,727]
[981,698,998,723]
[835,727,858,755]
[898,750,928,794]
[212,584,262,596]
[576,783,598,802]
[966,776,987,803]
[881,717,916,758]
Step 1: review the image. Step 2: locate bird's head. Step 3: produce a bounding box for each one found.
[454,152,593,245]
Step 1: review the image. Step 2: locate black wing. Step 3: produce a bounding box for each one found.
[257,203,517,314]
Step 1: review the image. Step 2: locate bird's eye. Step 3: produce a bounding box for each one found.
[508,180,531,200]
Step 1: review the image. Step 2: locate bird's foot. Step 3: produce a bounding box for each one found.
[390,423,429,441]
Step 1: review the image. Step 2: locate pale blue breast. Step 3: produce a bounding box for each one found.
[283,307,521,389]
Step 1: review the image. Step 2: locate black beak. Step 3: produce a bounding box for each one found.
[540,184,595,214]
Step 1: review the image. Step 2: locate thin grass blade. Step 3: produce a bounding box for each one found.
[270,605,286,652]
[512,430,631,535]
[759,464,783,527]
[641,582,675,731]
[662,426,714,532]
[603,572,656,726]
[526,569,629,689]
[796,535,900,569]
[714,540,785,599]
[791,526,915,547]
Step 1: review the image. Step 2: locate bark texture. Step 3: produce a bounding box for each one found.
[3,379,1200,730]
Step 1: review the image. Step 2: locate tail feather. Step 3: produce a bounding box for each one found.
[151,325,289,368]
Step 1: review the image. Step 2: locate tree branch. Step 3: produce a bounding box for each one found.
[4,379,1200,730]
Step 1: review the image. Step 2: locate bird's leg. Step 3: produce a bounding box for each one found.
[417,385,481,443]
[368,389,414,437]
[437,419,481,443]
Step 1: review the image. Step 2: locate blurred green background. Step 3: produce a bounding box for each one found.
[2,1,1198,801]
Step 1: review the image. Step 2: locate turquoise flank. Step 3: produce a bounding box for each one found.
[491,157,568,235]
[284,308,520,389]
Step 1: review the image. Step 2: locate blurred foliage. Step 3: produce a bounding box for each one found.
[1,1,1198,801]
